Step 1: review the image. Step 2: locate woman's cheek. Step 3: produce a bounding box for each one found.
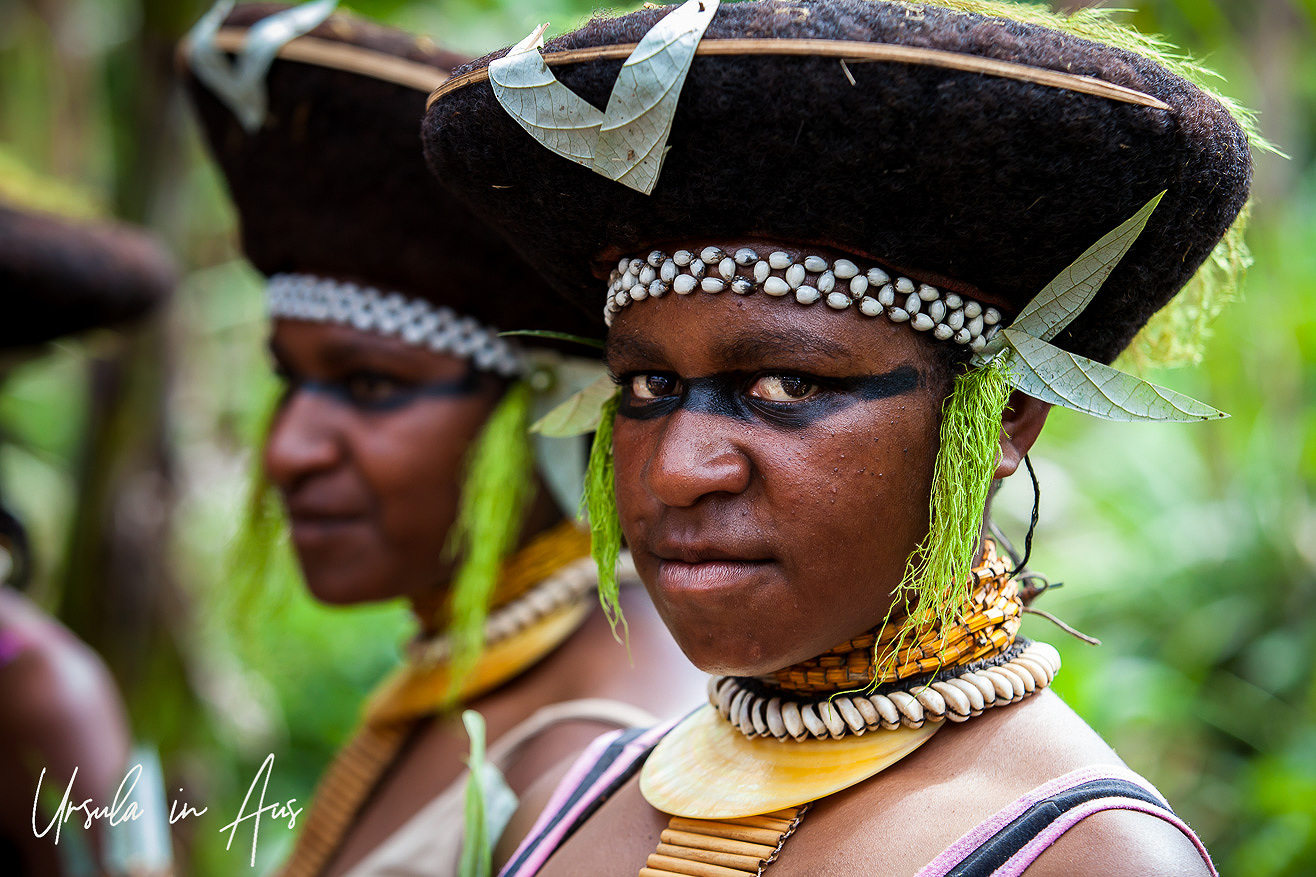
[611,418,655,530]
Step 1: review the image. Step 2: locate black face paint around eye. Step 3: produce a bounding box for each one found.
[290,366,480,413]
[618,365,921,429]
[848,366,921,401]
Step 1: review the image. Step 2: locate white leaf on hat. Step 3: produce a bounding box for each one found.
[489,0,720,194]
[593,0,721,194]
[489,23,604,167]
[531,373,617,437]
[526,353,613,515]
[185,0,340,133]
[1001,328,1225,422]
[973,192,1222,422]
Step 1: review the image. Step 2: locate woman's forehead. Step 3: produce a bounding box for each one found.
[269,319,469,375]
[604,293,931,373]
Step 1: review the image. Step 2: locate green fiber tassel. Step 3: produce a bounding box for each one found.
[227,385,297,627]
[582,391,627,642]
[445,381,535,701]
[879,355,1013,675]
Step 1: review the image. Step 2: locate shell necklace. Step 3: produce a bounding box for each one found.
[641,541,1060,825]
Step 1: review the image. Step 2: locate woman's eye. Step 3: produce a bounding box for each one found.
[628,374,680,400]
[344,373,406,406]
[749,374,818,402]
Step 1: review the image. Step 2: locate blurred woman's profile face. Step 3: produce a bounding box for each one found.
[263,319,502,607]
[606,243,954,677]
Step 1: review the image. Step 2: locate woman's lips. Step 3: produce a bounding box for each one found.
[654,556,774,594]
[288,513,369,546]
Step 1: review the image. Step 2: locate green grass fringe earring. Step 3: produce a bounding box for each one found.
[445,380,535,701]
[877,355,1013,676]
[228,385,298,626]
[582,390,627,642]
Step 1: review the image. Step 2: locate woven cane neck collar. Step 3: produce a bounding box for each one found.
[604,246,1004,353]
[763,540,1019,696]
[704,541,1062,743]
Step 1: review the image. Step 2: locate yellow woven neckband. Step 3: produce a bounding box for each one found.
[377,520,594,722]
[761,538,1020,696]
[467,520,592,619]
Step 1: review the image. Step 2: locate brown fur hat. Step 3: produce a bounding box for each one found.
[0,203,174,351]
[421,0,1252,364]
[182,3,595,339]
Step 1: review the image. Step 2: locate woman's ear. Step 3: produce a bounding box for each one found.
[995,391,1051,479]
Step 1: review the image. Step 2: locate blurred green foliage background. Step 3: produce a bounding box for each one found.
[0,0,1312,874]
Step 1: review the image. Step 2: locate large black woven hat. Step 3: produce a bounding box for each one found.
[183,2,595,338]
[1,202,174,352]
[422,0,1252,364]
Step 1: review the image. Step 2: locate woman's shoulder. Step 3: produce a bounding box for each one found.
[0,592,128,760]
[793,691,1212,876]
[0,591,131,810]
[1023,806,1215,877]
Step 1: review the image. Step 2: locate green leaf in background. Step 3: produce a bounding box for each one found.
[531,374,616,436]
[1010,191,1165,343]
[459,710,516,877]
[0,146,105,219]
[1003,328,1226,422]
[592,0,720,194]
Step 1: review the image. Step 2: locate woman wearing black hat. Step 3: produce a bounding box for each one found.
[422,0,1253,873]
[182,4,701,876]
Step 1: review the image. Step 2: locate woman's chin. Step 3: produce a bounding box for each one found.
[668,625,802,679]
[296,560,400,607]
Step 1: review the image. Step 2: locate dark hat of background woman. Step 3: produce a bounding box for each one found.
[183,2,596,339]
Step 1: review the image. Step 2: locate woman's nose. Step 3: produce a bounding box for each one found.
[262,389,345,491]
[641,408,753,508]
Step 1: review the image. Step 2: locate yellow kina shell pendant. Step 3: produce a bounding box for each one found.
[640,704,940,819]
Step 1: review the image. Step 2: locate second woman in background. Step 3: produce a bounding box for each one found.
[183,3,702,875]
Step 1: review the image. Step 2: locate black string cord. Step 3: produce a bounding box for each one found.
[1008,454,1041,578]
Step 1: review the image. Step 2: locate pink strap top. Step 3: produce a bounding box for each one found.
[916,764,1217,877]
[499,719,679,877]
[0,627,28,666]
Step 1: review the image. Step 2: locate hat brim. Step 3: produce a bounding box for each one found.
[1,204,173,352]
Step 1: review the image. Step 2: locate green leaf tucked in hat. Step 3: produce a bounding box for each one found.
[974,193,1226,422]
